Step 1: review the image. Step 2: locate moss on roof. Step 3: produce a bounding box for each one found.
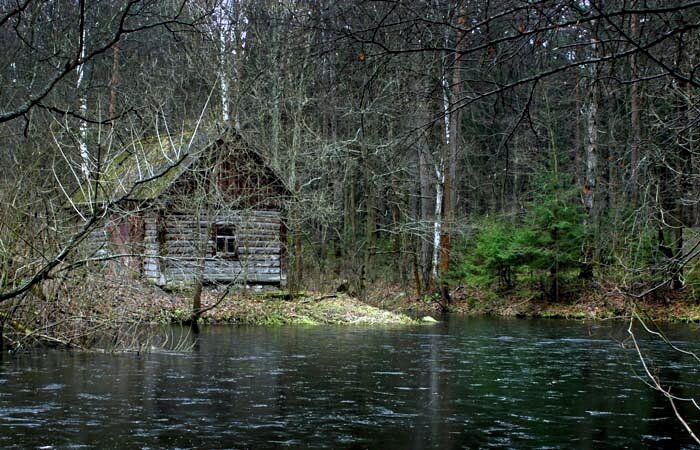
[71,126,292,208]
[71,129,213,204]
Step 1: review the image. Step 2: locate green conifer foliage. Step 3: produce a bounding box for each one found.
[459,173,585,300]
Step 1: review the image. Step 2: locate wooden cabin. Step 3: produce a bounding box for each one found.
[75,129,288,289]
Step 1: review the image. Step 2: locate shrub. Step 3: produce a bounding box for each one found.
[457,173,585,300]
[458,220,520,289]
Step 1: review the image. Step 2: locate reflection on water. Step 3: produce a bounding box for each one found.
[0,317,699,449]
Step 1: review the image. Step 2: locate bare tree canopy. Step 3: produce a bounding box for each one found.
[1,0,700,440]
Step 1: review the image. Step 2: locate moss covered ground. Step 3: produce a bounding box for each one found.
[161,291,417,325]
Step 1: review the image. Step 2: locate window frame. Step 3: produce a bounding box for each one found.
[212,224,239,260]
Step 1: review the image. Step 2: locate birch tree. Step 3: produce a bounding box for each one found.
[0,0,209,305]
[75,5,90,179]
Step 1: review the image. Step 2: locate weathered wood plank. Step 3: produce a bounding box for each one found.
[236,222,280,230]
[240,254,281,262]
[238,247,281,255]
[236,240,279,248]
[204,273,282,283]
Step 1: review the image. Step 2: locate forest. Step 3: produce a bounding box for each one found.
[2,1,700,446]
[1,0,699,326]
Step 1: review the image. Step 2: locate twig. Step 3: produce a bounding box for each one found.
[627,305,700,444]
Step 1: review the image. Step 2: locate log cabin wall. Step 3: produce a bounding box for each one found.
[84,227,111,259]
[74,131,290,290]
[82,214,145,278]
[143,211,163,285]
[144,208,285,289]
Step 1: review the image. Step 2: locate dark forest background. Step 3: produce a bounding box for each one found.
[1,0,699,305]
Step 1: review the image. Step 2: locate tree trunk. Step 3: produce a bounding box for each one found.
[76,22,89,179]
[580,32,600,279]
[191,267,203,320]
[629,12,641,204]
[583,75,598,215]
[219,24,231,123]
[293,207,303,295]
[574,71,583,189]
[431,162,444,284]
[361,144,375,299]
[438,9,466,304]
[108,42,120,122]
[418,141,433,291]
[346,165,357,271]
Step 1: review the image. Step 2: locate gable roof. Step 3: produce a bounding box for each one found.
[71,128,289,205]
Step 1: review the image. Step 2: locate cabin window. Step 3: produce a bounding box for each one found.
[213,225,238,259]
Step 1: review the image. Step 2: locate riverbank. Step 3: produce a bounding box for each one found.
[6,273,699,351]
[365,281,700,323]
[161,290,417,326]
[0,276,420,351]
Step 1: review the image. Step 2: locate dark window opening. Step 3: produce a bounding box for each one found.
[213,225,238,259]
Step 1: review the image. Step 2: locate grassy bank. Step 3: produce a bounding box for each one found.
[161,291,417,326]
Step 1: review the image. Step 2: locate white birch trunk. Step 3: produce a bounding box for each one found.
[219,29,230,123]
[429,69,452,282]
[431,162,444,281]
[442,71,451,146]
[215,1,232,124]
[76,27,89,179]
[213,0,247,128]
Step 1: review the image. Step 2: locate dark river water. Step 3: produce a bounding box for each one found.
[1,316,699,449]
